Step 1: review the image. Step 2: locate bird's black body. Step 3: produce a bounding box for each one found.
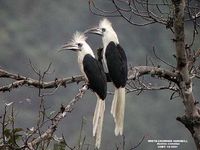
[62,32,107,148]
[83,54,107,100]
[105,41,128,88]
[85,18,128,136]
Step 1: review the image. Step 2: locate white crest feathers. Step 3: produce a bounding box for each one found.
[72,31,87,43]
[99,18,112,28]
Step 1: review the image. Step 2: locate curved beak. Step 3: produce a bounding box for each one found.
[84,27,102,36]
[58,43,79,53]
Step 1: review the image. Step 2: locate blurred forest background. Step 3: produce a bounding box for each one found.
[0,0,200,149]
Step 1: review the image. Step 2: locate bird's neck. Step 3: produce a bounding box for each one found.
[78,51,95,63]
[78,48,95,58]
[102,33,119,48]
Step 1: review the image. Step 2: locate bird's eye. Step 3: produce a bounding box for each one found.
[102,28,106,32]
[77,43,82,47]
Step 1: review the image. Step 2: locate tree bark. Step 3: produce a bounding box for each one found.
[172,0,200,149]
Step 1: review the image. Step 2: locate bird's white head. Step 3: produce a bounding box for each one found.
[86,18,119,47]
[61,32,95,57]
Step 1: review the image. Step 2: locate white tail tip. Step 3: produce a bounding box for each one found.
[93,98,105,149]
[111,87,126,136]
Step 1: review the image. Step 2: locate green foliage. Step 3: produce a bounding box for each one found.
[4,128,23,145]
[53,141,66,150]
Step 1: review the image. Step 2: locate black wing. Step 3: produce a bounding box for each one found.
[83,54,107,100]
[105,42,128,88]
[97,47,103,65]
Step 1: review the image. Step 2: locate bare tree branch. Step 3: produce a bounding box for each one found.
[0,68,85,92]
[0,66,178,93]
[25,85,88,150]
[128,66,178,82]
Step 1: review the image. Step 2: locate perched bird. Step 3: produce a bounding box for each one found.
[61,32,107,149]
[86,18,128,136]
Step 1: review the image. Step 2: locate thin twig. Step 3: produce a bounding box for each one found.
[26,85,88,150]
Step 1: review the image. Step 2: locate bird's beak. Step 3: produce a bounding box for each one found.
[58,43,79,53]
[84,27,102,36]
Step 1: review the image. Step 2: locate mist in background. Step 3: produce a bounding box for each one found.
[0,0,199,149]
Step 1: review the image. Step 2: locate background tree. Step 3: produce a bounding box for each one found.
[0,0,200,149]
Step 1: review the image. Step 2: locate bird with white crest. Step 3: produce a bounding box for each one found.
[86,18,128,136]
[60,32,107,149]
